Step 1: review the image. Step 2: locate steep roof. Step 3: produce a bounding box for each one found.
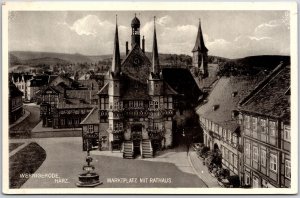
[111,19,121,76]
[66,90,98,101]
[196,75,264,132]
[40,86,63,95]
[192,20,208,53]
[151,17,160,75]
[80,107,99,125]
[121,44,151,84]
[239,64,290,120]
[121,80,150,100]
[164,82,178,95]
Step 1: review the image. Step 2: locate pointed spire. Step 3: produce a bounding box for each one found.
[111,14,121,75]
[152,16,159,74]
[192,18,208,53]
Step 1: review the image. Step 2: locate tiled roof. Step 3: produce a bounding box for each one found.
[66,90,98,101]
[196,75,264,132]
[239,64,290,120]
[40,86,63,95]
[164,82,178,95]
[121,44,151,84]
[80,107,99,125]
[122,80,150,100]
[48,75,58,84]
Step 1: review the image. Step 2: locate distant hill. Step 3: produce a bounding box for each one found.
[9,51,289,78]
[217,55,290,76]
[10,51,93,64]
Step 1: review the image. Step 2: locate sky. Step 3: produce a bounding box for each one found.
[8,10,290,59]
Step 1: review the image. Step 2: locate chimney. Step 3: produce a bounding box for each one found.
[126,41,129,55]
[142,36,145,53]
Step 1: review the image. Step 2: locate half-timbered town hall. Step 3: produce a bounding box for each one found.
[81,16,178,158]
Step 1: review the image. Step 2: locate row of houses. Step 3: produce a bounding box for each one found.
[10,72,104,102]
[196,62,290,188]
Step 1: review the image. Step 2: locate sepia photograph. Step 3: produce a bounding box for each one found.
[2,1,298,194]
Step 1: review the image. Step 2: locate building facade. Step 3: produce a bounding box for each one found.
[238,63,290,188]
[82,16,178,158]
[197,75,263,180]
[40,82,97,128]
[9,81,24,124]
[11,73,33,100]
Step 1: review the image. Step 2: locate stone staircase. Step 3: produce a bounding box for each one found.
[123,141,134,159]
[141,139,153,158]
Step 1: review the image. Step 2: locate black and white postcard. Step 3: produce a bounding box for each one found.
[2,1,298,194]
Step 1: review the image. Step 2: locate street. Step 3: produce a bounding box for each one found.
[11,137,207,188]
[9,104,209,188]
[10,104,40,135]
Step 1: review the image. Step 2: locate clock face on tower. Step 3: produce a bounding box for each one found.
[133,57,140,66]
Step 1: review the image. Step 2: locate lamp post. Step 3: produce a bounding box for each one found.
[76,134,102,187]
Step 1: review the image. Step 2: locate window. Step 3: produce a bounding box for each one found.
[245,173,250,185]
[253,176,259,188]
[61,119,65,126]
[229,152,234,165]
[245,142,250,158]
[245,115,251,129]
[228,131,232,143]
[234,154,238,168]
[253,146,258,162]
[284,126,290,142]
[88,125,94,132]
[138,101,143,107]
[269,121,276,137]
[134,101,139,108]
[252,117,258,132]
[285,160,291,179]
[260,118,266,134]
[219,126,223,136]
[154,101,159,109]
[168,97,173,109]
[115,123,123,130]
[68,119,72,125]
[232,134,237,145]
[270,153,278,172]
[129,101,134,108]
[153,122,159,130]
[269,121,276,145]
[149,101,153,109]
[223,129,227,141]
[261,149,266,167]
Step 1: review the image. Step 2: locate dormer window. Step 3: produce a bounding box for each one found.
[231,110,239,119]
[232,91,238,97]
[213,105,219,111]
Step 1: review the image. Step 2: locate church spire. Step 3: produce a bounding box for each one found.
[152,16,160,74]
[111,15,121,75]
[192,19,208,53]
